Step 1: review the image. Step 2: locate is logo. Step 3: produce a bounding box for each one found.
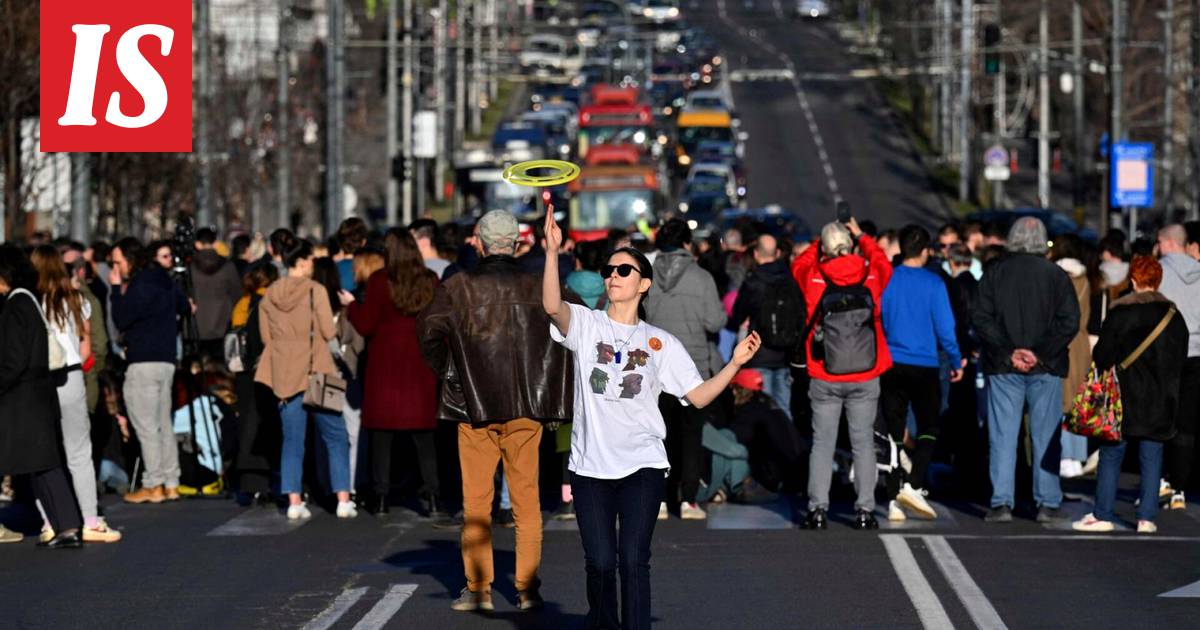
[40,1,192,152]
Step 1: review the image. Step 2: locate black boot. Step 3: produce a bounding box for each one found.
[373,495,389,515]
[424,494,447,519]
[804,508,828,530]
[853,510,879,530]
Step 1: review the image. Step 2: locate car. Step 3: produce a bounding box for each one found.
[641,0,681,22]
[795,0,830,19]
[530,83,582,107]
[967,209,1099,243]
[519,110,576,158]
[718,205,814,242]
[519,34,584,77]
[684,89,733,113]
[679,172,737,230]
[693,140,746,197]
[687,162,738,201]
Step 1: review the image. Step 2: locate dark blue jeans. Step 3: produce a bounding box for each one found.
[571,468,666,630]
[1094,439,1163,523]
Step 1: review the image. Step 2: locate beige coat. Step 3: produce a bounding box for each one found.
[1059,260,1092,412]
[255,276,337,400]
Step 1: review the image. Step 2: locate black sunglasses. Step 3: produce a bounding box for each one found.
[602,264,639,279]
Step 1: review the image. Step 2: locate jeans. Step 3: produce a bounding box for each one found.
[807,378,880,512]
[123,362,180,489]
[759,367,792,420]
[279,395,350,495]
[881,364,941,496]
[1094,439,1163,523]
[572,468,666,630]
[1061,430,1089,463]
[986,373,1063,509]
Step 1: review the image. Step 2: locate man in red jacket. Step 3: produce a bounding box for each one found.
[791,217,893,530]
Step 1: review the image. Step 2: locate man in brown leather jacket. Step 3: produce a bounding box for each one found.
[417,209,572,613]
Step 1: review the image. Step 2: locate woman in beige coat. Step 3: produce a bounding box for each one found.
[255,235,355,520]
[1050,234,1098,478]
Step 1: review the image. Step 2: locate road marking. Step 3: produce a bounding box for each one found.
[900,533,1200,541]
[302,587,369,630]
[1159,578,1200,598]
[880,535,955,630]
[728,68,795,82]
[707,498,794,530]
[207,508,310,536]
[923,536,1009,630]
[352,584,419,629]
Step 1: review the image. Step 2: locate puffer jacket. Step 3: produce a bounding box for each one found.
[646,249,728,377]
[417,255,572,424]
[255,276,338,400]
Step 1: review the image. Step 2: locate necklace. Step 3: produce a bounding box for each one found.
[606,313,640,364]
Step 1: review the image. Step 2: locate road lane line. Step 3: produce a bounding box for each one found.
[923,536,1009,630]
[302,587,369,630]
[899,533,1200,541]
[880,535,955,630]
[352,584,419,629]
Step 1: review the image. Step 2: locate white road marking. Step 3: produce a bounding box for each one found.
[207,508,310,536]
[1159,578,1200,598]
[923,536,1009,630]
[302,587,369,630]
[352,584,419,629]
[880,535,955,630]
[771,0,785,20]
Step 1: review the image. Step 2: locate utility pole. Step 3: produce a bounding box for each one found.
[325,0,345,237]
[1037,0,1050,209]
[277,0,291,232]
[992,0,1006,209]
[70,153,90,242]
[386,0,398,226]
[488,0,499,101]
[1162,0,1175,217]
[435,0,448,202]
[940,0,953,156]
[1072,1,1085,218]
[470,0,483,135]
[959,0,973,203]
[1107,0,1124,236]
[197,0,213,229]
[402,0,415,225]
[1191,0,1200,219]
[455,1,467,145]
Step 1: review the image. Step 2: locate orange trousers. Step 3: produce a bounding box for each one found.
[458,418,543,592]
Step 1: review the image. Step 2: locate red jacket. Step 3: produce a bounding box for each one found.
[791,235,893,382]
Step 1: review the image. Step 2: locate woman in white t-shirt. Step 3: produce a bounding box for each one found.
[542,213,761,629]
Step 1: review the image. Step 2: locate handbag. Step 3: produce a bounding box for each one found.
[301,288,347,413]
[224,329,247,373]
[10,289,68,371]
[1065,306,1177,441]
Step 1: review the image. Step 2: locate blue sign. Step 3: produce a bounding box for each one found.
[1110,142,1154,209]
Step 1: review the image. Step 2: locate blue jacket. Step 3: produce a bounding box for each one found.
[111,266,189,364]
[881,265,961,369]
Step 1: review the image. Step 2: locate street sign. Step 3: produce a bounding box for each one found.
[1110,142,1154,208]
[983,144,1010,181]
[413,111,437,158]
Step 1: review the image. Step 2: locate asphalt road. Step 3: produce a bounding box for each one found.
[688,0,952,232]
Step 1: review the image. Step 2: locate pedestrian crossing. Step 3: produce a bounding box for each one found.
[301,584,418,630]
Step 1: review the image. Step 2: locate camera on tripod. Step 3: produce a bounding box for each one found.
[172,216,198,274]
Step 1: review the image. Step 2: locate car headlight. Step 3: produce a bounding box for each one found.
[713,56,723,66]
[662,106,673,116]
[811,9,819,16]
[679,202,689,212]
[560,144,571,155]
[668,7,679,16]
[688,220,698,229]
[657,133,669,145]
[678,154,691,165]
[643,7,654,16]
[737,186,746,196]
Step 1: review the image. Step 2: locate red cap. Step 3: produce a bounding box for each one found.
[731,368,763,391]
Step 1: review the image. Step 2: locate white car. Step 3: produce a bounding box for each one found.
[642,0,681,22]
[795,0,829,19]
[684,89,732,112]
[519,34,584,76]
[687,162,738,201]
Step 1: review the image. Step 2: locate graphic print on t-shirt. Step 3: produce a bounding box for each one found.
[619,373,644,398]
[623,348,650,371]
[595,342,616,364]
[589,367,611,394]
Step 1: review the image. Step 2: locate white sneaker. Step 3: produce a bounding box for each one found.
[1170,492,1187,510]
[1137,520,1158,534]
[336,501,358,519]
[287,503,313,520]
[680,502,707,520]
[1160,479,1174,500]
[887,500,907,522]
[1071,513,1114,532]
[657,502,669,521]
[896,483,937,520]
[1059,459,1083,479]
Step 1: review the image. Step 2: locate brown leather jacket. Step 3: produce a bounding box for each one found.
[417,255,573,424]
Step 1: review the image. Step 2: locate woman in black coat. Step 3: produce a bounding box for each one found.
[1073,256,1189,535]
[0,245,84,548]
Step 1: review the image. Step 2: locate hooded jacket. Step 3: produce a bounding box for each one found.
[728,259,796,369]
[111,266,190,364]
[190,249,243,341]
[646,249,728,377]
[792,234,893,382]
[1159,253,1200,358]
[566,270,606,309]
[255,276,337,400]
[973,253,1080,377]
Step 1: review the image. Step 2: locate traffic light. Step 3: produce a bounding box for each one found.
[983,24,1001,75]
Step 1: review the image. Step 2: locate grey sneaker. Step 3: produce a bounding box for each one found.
[984,505,1013,523]
[1036,506,1065,523]
[450,588,494,612]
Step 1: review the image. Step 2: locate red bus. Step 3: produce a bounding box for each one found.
[568,145,662,242]
[577,84,654,160]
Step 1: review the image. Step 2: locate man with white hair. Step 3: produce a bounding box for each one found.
[974,217,1080,524]
[1157,224,1200,508]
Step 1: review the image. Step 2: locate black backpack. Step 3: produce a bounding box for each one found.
[807,268,877,375]
[753,276,804,350]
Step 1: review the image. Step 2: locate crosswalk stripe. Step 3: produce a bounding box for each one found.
[923,536,1009,630]
[352,584,419,630]
[880,535,955,630]
[301,587,368,630]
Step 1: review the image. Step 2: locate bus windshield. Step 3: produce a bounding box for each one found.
[678,126,732,151]
[570,189,656,230]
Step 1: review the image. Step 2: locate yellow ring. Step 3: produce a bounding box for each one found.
[501,160,581,188]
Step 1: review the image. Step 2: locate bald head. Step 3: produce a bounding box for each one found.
[1159,224,1187,254]
[754,234,779,264]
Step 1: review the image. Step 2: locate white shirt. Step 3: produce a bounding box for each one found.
[44,297,90,367]
[551,303,704,480]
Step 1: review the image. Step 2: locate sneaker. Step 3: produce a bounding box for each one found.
[657,502,669,521]
[853,509,879,530]
[450,588,494,612]
[200,479,224,497]
[1036,505,1066,523]
[286,503,312,520]
[887,500,907,522]
[1059,459,1083,479]
[680,502,707,520]
[431,511,464,530]
[0,525,23,543]
[1137,520,1158,534]
[336,501,358,519]
[164,486,181,501]
[1170,492,1187,511]
[551,501,576,521]
[710,489,727,504]
[495,508,515,528]
[897,483,937,520]
[124,485,165,504]
[38,525,55,543]
[82,518,122,543]
[899,450,912,475]
[1160,479,1174,502]
[517,587,545,612]
[176,484,199,497]
[1072,513,1115,532]
[0,475,13,502]
[984,505,1013,523]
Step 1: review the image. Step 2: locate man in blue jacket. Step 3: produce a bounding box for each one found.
[880,225,963,522]
[109,237,191,504]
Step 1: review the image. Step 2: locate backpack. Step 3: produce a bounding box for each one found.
[753,276,804,350]
[807,268,876,375]
[9,289,68,371]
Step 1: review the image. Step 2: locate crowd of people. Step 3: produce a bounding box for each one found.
[1,209,1198,626]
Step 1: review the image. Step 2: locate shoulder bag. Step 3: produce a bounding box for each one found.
[10,288,67,371]
[302,287,347,413]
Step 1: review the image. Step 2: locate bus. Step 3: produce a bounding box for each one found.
[568,145,663,242]
[674,109,734,176]
[577,84,655,160]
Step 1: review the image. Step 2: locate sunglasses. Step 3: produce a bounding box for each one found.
[601,264,639,279]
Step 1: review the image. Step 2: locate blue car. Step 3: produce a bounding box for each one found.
[718,205,813,242]
[968,208,1098,243]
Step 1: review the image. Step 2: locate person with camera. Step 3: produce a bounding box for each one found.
[110,237,193,504]
[792,216,893,530]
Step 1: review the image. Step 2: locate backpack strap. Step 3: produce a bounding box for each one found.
[1119,306,1176,370]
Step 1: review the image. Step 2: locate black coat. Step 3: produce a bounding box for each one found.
[1092,292,1190,442]
[948,272,979,358]
[0,292,63,475]
[727,260,797,369]
[974,253,1080,377]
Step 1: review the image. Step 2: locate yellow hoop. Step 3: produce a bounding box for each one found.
[501,160,581,188]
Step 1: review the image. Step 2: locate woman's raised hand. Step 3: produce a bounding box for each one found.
[545,207,563,255]
[732,331,762,367]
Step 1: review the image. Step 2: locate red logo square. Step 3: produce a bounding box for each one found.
[40,1,192,153]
